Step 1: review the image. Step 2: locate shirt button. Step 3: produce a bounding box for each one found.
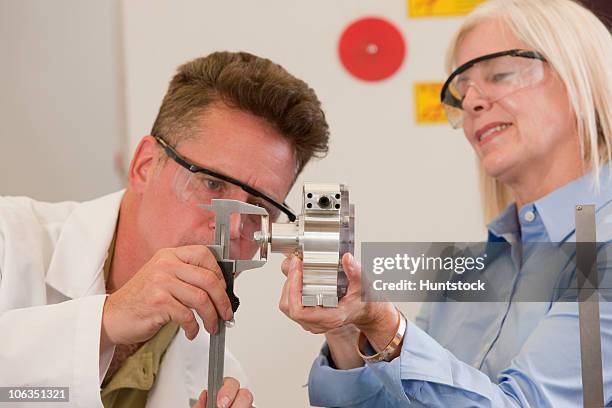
[524,210,536,222]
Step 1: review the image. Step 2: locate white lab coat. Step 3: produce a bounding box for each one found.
[0,191,246,407]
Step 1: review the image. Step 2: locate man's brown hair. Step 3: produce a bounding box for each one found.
[151,51,329,176]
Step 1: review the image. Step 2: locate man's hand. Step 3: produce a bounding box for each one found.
[101,245,233,348]
[192,377,254,408]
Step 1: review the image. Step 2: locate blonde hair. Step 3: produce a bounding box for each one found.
[446,0,612,223]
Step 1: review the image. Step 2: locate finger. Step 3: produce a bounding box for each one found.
[168,279,225,334]
[192,389,206,408]
[217,377,240,408]
[167,297,200,340]
[287,256,305,316]
[172,245,224,281]
[230,389,254,407]
[285,256,347,332]
[174,262,227,291]
[174,268,233,320]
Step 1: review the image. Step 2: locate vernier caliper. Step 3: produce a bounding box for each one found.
[201,199,268,408]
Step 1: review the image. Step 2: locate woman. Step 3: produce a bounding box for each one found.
[279,0,612,406]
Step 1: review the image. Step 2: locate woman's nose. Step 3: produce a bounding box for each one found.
[462,84,492,114]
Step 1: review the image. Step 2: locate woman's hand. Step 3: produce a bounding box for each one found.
[279,252,399,351]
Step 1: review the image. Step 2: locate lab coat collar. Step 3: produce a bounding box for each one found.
[45,190,125,299]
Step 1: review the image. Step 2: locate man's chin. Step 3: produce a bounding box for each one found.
[174,237,213,248]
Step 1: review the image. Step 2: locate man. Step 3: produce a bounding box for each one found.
[0,51,329,407]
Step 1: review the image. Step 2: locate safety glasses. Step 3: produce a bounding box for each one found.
[441,49,547,128]
[154,135,296,223]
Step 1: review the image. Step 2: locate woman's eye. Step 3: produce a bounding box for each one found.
[455,78,468,96]
[491,72,515,82]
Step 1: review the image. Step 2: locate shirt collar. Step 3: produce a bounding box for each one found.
[534,165,612,243]
[488,202,520,243]
[487,165,612,244]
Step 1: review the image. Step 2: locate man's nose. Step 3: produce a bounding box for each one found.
[229,212,243,240]
[206,211,244,240]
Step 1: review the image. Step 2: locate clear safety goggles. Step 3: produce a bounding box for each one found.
[440,49,547,129]
[155,136,295,245]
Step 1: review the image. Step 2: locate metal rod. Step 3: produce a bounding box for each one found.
[575,204,604,408]
[206,321,226,408]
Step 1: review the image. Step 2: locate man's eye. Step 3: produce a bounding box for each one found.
[253,201,275,216]
[253,202,267,212]
[204,178,223,192]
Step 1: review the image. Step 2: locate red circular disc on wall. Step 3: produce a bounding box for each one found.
[338,17,406,82]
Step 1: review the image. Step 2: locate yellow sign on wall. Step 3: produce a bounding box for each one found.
[408,0,487,18]
[415,82,447,125]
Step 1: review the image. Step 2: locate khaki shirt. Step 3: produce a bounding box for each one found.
[101,233,179,407]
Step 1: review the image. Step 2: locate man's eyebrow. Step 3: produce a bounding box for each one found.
[248,193,278,209]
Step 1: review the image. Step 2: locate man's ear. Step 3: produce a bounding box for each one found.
[128,135,160,193]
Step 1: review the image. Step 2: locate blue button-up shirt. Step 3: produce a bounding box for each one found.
[308,168,612,407]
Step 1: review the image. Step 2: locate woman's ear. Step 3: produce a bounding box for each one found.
[127,135,159,193]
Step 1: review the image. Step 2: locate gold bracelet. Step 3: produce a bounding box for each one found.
[356,308,406,363]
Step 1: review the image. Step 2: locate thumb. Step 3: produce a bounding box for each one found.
[287,256,304,301]
[342,252,362,288]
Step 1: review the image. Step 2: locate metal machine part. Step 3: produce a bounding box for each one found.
[255,183,355,307]
[200,199,268,408]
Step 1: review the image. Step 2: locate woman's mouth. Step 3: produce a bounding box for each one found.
[477,123,512,146]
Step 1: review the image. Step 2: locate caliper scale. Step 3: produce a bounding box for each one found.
[202,200,268,408]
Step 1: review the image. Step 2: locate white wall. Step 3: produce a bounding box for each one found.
[0,0,124,201]
[122,1,486,407]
